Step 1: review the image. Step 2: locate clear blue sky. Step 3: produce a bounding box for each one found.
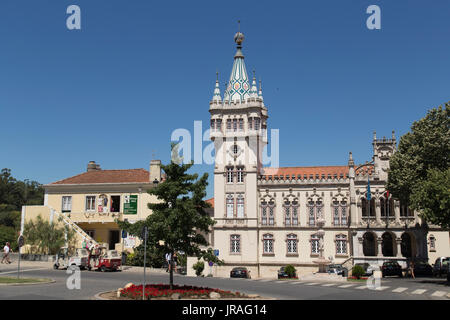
[1,0,449,199]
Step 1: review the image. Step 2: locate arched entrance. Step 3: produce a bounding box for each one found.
[381,232,395,257]
[401,232,416,258]
[363,232,377,256]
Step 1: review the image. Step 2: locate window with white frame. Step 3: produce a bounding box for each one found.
[333,201,348,226]
[216,119,222,132]
[85,196,96,211]
[226,194,234,218]
[226,119,232,131]
[341,201,348,225]
[233,118,238,132]
[292,201,299,226]
[62,196,72,213]
[236,194,244,218]
[263,234,274,254]
[236,166,244,183]
[311,234,320,254]
[284,201,291,226]
[268,200,275,225]
[335,234,347,254]
[429,235,436,251]
[230,234,240,253]
[308,201,316,226]
[261,201,268,225]
[287,234,298,254]
[239,118,244,131]
[226,167,234,183]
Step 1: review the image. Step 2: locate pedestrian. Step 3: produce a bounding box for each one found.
[173,252,178,273]
[409,261,415,279]
[1,242,12,264]
[165,252,172,272]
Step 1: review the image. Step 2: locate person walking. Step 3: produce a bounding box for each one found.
[1,242,12,264]
[409,261,415,279]
[165,252,172,272]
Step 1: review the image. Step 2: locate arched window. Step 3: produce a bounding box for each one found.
[236,194,245,218]
[268,200,275,225]
[230,234,240,253]
[286,234,298,254]
[226,194,234,218]
[261,199,275,225]
[400,202,413,217]
[363,232,377,256]
[361,198,375,217]
[335,234,347,255]
[380,193,394,217]
[284,200,291,226]
[308,200,323,226]
[333,201,347,226]
[263,234,274,254]
[292,200,299,226]
[311,234,320,254]
[261,200,268,225]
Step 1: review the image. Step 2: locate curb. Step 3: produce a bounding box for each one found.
[0,278,56,286]
[94,291,111,300]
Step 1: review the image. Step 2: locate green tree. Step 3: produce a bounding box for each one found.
[193,260,205,277]
[386,103,450,228]
[23,215,76,255]
[117,145,222,289]
[352,265,365,279]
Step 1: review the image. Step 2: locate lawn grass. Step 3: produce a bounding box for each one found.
[346,278,368,282]
[0,277,50,284]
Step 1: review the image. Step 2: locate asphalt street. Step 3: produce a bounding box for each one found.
[0,263,449,300]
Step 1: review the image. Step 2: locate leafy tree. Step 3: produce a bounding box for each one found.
[284,264,297,278]
[23,215,76,255]
[352,265,365,279]
[117,144,222,289]
[386,103,450,228]
[193,260,205,277]
[0,225,18,251]
[124,243,166,267]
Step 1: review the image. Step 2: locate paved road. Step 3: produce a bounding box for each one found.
[0,264,448,300]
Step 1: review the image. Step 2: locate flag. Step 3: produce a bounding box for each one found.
[367,177,371,201]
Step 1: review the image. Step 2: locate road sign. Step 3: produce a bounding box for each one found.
[124,195,138,214]
[209,261,214,267]
[18,235,24,247]
[214,249,219,257]
[121,230,127,238]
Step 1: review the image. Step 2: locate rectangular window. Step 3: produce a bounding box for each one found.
[226,195,234,218]
[62,196,72,213]
[309,205,315,226]
[237,195,244,218]
[227,119,232,131]
[230,235,240,253]
[239,118,244,131]
[216,119,222,132]
[341,205,347,225]
[233,119,238,132]
[287,236,297,254]
[86,196,96,211]
[261,206,267,225]
[284,206,291,226]
[311,238,319,254]
[248,117,253,130]
[336,236,347,254]
[226,167,234,183]
[236,167,244,183]
[292,206,298,226]
[210,119,215,131]
[269,206,274,225]
[255,118,260,130]
[263,235,274,254]
[110,195,121,213]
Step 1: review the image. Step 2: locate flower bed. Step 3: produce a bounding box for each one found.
[120,284,244,300]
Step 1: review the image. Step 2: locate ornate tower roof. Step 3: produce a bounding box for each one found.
[211,71,222,103]
[223,31,251,103]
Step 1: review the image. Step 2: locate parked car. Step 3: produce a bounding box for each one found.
[381,261,402,277]
[432,257,449,277]
[413,261,433,277]
[89,247,121,272]
[277,266,296,279]
[327,264,348,277]
[447,263,450,282]
[230,267,250,278]
[354,263,376,276]
[54,247,89,270]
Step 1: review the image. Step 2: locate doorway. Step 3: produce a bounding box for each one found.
[109,230,120,250]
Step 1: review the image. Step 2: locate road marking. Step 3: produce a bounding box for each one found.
[411,289,427,295]
[305,282,319,286]
[0,267,47,275]
[392,287,408,293]
[431,291,447,297]
[338,284,356,288]
[374,286,389,291]
[355,285,368,289]
[321,283,337,287]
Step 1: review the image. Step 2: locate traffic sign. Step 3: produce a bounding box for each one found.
[214,249,219,256]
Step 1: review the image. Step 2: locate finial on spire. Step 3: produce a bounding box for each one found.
[392,130,396,140]
[250,70,258,98]
[373,131,377,141]
[234,20,244,46]
[212,71,222,103]
[348,152,354,167]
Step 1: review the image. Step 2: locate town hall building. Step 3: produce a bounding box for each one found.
[206,31,450,278]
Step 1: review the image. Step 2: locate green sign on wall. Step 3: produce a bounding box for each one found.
[123,195,138,214]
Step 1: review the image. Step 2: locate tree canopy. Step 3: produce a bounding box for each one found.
[117,146,222,288]
[386,102,450,228]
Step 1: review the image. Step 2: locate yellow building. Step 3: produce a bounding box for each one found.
[21,160,162,252]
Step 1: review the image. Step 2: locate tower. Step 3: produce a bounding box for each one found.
[209,30,268,241]
[372,130,397,180]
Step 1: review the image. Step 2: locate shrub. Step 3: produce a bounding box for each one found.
[284,264,297,278]
[193,261,204,277]
[352,265,365,279]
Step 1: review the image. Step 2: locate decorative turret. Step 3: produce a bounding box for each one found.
[258,79,264,102]
[223,31,251,104]
[211,71,222,103]
[372,130,397,180]
[249,71,258,98]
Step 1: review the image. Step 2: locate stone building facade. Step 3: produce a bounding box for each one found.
[207,32,450,278]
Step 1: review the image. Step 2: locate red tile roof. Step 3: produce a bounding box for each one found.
[49,169,151,185]
[261,166,349,180]
[205,197,214,208]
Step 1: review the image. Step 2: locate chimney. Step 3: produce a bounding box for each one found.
[87,161,101,172]
[150,160,161,183]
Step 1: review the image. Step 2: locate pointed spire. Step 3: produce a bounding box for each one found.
[223,24,250,104]
[212,71,222,103]
[348,152,354,167]
[258,78,264,101]
[249,70,258,98]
